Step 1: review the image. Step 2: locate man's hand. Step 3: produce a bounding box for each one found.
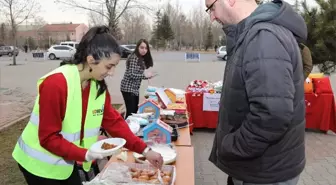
[144,150,163,169]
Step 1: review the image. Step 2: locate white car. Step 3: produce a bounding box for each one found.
[217,46,227,60]
[60,41,79,49]
[47,45,76,60]
[121,44,136,51]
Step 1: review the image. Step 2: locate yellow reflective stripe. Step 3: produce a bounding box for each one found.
[29,113,101,142]
[84,127,101,138]
[17,136,73,166]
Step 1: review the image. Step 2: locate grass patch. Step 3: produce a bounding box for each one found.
[0,117,28,185]
[0,104,122,185]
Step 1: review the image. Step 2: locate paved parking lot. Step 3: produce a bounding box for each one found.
[191,129,336,185]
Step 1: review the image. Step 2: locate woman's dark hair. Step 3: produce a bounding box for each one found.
[60,26,121,98]
[134,39,153,69]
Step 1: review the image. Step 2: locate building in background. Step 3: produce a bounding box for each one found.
[38,23,89,43]
[16,25,44,49]
[13,22,89,49]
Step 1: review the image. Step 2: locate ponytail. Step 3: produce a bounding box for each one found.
[60,59,73,66]
[59,25,120,99]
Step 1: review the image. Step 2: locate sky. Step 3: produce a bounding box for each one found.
[3,0,317,25]
[37,0,204,24]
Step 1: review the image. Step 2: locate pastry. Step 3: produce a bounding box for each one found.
[101,142,117,150]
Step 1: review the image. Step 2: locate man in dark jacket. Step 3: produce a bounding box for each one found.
[299,43,313,79]
[205,0,307,184]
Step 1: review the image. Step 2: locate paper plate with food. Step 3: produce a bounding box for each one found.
[89,138,126,156]
[133,144,177,165]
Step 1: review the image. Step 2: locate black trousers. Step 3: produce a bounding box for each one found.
[18,163,82,185]
[121,91,139,119]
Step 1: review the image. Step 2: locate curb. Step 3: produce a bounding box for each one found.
[0,114,30,131]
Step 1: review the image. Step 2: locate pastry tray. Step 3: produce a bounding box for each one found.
[101,162,176,185]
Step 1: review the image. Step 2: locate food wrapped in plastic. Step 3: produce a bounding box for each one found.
[127,115,149,126]
[83,163,176,185]
[213,81,223,92]
[83,163,132,185]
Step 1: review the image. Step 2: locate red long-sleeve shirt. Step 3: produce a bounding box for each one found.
[38,73,146,162]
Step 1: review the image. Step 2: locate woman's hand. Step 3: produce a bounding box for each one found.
[145,150,163,169]
[144,68,158,79]
[144,70,153,78]
[85,150,104,162]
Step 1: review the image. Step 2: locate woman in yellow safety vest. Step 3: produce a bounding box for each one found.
[12,26,163,185]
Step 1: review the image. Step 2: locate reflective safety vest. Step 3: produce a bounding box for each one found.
[12,65,106,180]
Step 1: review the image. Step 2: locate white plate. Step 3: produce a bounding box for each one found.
[133,145,177,165]
[89,138,126,156]
[126,119,140,134]
[131,112,153,118]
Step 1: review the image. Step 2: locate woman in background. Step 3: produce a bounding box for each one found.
[120,39,156,118]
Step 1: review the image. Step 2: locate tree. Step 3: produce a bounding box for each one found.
[205,25,213,51]
[293,0,300,12]
[27,36,36,50]
[0,23,6,44]
[151,10,163,49]
[55,0,161,40]
[188,1,209,50]
[302,0,336,74]
[120,12,150,44]
[160,12,174,47]
[88,6,104,27]
[220,36,226,46]
[66,34,71,41]
[34,16,47,27]
[0,0,40,65]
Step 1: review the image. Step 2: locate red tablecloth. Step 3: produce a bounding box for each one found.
[305,93,336,133]
[185,92,218,133]
[186,92,336,133]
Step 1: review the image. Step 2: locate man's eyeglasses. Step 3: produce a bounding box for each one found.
[205,0,219,13]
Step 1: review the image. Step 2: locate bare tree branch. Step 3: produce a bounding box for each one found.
[114,0,131,21]
[55,0,160,38]
[0,0,40,65]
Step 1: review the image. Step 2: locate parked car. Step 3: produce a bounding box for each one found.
[216,46,227,61]
[46,45,76,60]
[0,46,19,57]
[120,45,133,58]
[121,44,136,51]
[60,41,79,49]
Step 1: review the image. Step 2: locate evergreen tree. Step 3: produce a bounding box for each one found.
[160,12,174,42]
[302,0,336,74]
[151,10,163,49]
[293,0,300,12]
[205,26,213,51]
